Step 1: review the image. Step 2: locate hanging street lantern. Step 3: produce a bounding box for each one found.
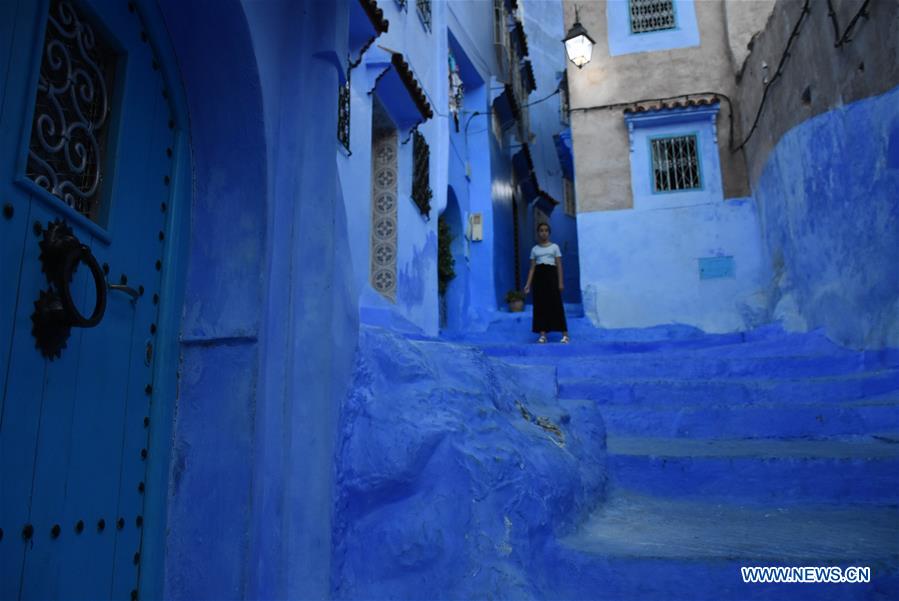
[563,7,595,69]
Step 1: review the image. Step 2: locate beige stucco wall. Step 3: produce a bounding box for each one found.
[564,0,766,212]
[723,0,776,75]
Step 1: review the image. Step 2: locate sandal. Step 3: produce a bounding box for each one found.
[537,335,547,344]
[560,335,570,344]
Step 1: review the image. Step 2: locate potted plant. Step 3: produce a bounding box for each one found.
[505,289,525,313]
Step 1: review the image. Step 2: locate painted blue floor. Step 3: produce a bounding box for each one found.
[333,316,899,599]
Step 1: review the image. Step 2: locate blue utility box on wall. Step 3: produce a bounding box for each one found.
[699,255,735,279]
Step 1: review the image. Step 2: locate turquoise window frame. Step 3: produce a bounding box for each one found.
[647,131,704,195]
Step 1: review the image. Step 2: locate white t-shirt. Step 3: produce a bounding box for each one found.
[530,243,561,266]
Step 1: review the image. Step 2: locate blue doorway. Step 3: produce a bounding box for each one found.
[0,0,187,598]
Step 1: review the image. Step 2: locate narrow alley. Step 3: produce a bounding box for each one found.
[0,0,897,600]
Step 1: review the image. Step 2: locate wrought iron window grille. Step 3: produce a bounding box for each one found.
[411,131,432,217]
[416,0,431,31]
[559,72,570,125]
[629,0,677,34]
[338,78,351,152]
[493,0,506,46]
[563,178,576,216]
[27,0,118,222]
[520,60,536,94]
[509,63,529,142]
[491,0,518,83]
[650,134,701,192]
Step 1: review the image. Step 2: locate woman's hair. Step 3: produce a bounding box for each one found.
[537,222,551,233]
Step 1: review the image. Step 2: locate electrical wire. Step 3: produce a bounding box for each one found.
[736,0,870,151]
[732,0,811,152]
[826,0,842,43]
[569,92,738,152]
[827,0,872,47]
[464,88,560,136]
[462,87,561,155]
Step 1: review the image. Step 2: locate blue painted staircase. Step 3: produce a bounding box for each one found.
[453,312,899,600]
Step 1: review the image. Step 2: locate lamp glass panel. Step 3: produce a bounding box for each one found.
[565,34,593,67]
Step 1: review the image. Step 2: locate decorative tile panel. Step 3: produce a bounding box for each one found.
[338,79,351,151]
[370,124,398,300]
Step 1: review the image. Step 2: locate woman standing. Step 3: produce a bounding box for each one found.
[523,223,569,343]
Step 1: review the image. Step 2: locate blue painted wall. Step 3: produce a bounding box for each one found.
[442,29,500,332]
[577,197,771,332]
[339,1,450,336]
[753,83,899,349]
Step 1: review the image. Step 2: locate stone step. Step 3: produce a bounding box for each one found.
[605,436,899,505]
[457,316,840,344]
[502,352,876,380]
[470,319,854,349]
[452,315,719,344]
[543,552,899,601]
[480,336,745,359]
[599,397,899,439]
[557,369,899,405]
[478,330,864,360]
[545,489,899,600]
[563,488,899,561]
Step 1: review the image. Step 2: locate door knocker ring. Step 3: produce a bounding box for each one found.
[31,220,109,358]
[58,242,107,328]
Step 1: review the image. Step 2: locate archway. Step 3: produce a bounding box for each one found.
[157,2,355,600]
[439,186,467,332]
[149,0,269,599]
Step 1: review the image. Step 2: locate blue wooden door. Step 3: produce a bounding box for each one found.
[1,0,179,598]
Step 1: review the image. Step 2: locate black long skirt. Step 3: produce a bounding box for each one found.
[532,264,568,333]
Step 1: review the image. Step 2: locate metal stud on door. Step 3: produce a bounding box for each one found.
[0,0,180,598]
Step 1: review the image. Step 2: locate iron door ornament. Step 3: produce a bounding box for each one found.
[31,220,108,358]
